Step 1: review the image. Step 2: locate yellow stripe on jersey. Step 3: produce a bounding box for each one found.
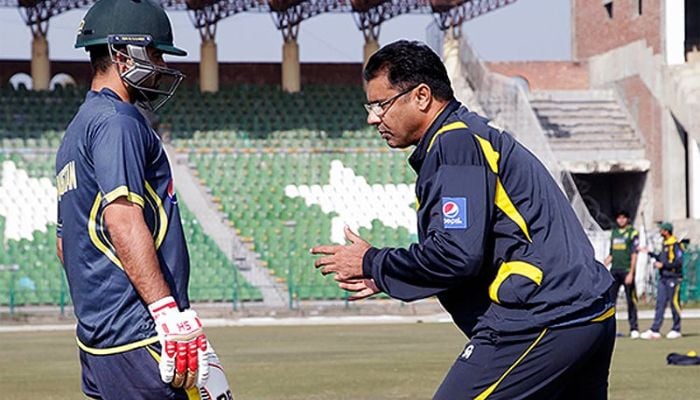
[77,336,159,355]
[473,135,500,173]
[145,182,168,250]
[475,329,548,400]
[103,185,145,207]
[88,193,123,269]
[494,179,532,242]
[472,135,532,242]
[591,306,616,322]
[427,121,468,152]
[488,261,543,304]
[672,284,682,314]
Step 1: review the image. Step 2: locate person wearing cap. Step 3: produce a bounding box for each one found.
[640,222,685,340]
[604,210,640,339]
[55,0,232,398]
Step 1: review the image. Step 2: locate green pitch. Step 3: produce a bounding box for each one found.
[1,320,699,399]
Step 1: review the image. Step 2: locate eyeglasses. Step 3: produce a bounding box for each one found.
[363,84,419,117]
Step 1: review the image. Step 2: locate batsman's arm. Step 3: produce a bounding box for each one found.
[103,197,170,304]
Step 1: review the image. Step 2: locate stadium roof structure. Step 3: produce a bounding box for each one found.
[0,0,516,36]
[0,0,517,92]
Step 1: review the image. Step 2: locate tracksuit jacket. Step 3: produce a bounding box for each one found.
[362,100,614,336]
[650,236,685,279]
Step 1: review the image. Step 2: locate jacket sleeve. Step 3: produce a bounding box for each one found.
[362,163,495,301]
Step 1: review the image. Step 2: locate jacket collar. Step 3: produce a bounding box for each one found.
[408,99,461,172]
[664,235,678,246]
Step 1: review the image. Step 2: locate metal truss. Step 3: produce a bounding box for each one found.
[433,0,517,36]
[10,0,90,36]
[0,0,517,39]
[353,0,426,41]
[182,0,266,40]
[270,0,349,40]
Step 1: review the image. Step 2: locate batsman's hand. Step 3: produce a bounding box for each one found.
[149,296,211,389]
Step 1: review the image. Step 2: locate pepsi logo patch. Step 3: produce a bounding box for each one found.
[442,197,467,229]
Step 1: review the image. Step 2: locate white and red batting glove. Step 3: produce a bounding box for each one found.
[148,296,211,389]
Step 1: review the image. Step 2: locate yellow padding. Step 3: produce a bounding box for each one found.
[489,261,543,304]
[427,121,468,152]
[77,336,159,355]
[591,307,616,322]
[475,328,548,400]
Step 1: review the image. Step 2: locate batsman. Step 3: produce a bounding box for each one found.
[56,0,232,398]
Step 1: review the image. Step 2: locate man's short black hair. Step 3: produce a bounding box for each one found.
[616,210,631,219]
[363,40,454,102]
[88,45,113,74]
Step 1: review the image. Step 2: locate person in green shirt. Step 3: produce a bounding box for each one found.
[604,210,640,338]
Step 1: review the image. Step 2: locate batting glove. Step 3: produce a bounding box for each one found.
[148,296,211,389]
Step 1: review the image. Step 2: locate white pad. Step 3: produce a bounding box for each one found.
[197,351,233,400]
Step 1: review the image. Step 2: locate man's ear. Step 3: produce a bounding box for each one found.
[415,83,433,112]
[113,49,133,74]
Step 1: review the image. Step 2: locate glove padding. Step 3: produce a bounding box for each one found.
[149,296,211,389]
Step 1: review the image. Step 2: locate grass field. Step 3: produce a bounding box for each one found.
[1,319,699,399]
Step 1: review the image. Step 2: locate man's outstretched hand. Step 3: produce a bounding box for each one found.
[311,226,380,299]
[337,278,381,301]
[311,226,371,281]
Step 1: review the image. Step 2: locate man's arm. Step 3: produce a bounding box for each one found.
[103,198,170,304]
[56,237,64,265]
[625,233,640,285]
[604,254,612,267]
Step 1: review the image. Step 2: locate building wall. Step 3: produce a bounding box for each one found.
[614,75,665,220]
[572,0,663,60]
[485,61,589,90]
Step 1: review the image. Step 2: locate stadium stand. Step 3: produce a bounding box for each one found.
[0,84,420,304]
[183,138,417,300]
[0,149,261,306]
[161,85,368,139]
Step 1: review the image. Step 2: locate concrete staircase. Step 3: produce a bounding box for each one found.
[529,90,649,173]
[166,146,288,308]
[664,62,700,142]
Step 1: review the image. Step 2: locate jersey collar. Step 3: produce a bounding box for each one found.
[409,99,461,172]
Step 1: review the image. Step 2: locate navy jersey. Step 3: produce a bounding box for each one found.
[363,100,614,335]
[56,88,190,353]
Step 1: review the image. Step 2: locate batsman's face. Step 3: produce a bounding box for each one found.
[365,73,423,149]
